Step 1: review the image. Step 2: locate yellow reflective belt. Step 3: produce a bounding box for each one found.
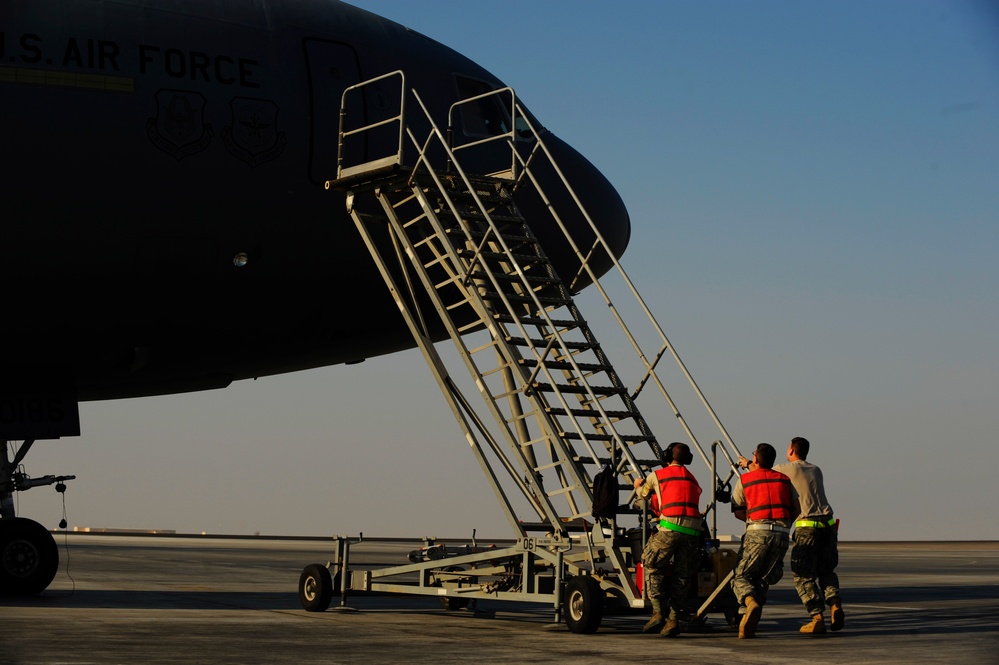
[795,518,836,529]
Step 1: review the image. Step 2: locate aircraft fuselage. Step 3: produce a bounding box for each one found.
[1,0,630,427]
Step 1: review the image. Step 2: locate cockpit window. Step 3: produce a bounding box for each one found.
[455,76,532,140]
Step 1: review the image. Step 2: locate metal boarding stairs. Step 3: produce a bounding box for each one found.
[313,71,746,631]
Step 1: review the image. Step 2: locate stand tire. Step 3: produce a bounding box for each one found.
[564,576,603,634]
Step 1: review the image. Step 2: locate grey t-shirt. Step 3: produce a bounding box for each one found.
[773,459,834,521]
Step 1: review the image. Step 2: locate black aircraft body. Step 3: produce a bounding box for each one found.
[0,0,630,594]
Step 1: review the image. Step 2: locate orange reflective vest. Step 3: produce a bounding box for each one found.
[651,465,702,519]
[741,468,793,520]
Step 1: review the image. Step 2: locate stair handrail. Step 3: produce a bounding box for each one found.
[433,86,743,473]
[446,87,520,180]
[402,89,646,504]
[506,102,744,473]
[334,73,742,509]
[335,70,407,180]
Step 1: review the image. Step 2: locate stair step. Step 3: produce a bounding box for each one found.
[520,359,606,373]
[574,456,663,468]
[441,209,523,225]
[546,407,636,419]
[563,432,652,443]
[510,338,596,351]
[477,293,564,308]
[449,227,534,245]
[531,382,626,395]
[499,315,577,328]
[457,249,551,265]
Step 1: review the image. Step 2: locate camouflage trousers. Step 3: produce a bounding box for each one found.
[641,528,698,619]
[791,526,841,616]
[730,529,789,607]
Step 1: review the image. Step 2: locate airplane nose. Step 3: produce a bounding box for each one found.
[516,131,632,291]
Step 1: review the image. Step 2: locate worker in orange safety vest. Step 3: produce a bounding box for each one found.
[730,443,799,639]
[633,441,703,638]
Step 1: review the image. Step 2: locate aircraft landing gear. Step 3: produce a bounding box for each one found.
[0,517,59,595]
[1,439,75,596]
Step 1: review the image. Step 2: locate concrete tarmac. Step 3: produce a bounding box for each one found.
[2,534,998,664]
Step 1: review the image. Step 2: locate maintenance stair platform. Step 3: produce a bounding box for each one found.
[300,70,747,633]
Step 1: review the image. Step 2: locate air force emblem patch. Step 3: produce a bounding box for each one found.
[146,89,213,160]
[223,97,286,167]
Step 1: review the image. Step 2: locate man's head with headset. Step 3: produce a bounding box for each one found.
[663,441,693,467]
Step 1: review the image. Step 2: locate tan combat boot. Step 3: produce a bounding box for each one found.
[660,615,680,638]
[829,602,845,631]
[739,596,762,639]
[800,613,827,634]
[643,599,665,634]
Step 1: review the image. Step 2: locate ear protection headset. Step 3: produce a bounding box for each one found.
[664,442,693,466]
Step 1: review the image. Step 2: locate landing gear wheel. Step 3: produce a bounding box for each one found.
[564,576,603,634]
[299,563,334,612]
[0,517,59,596]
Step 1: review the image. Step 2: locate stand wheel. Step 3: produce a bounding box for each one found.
[0,517,59,596]
[299,563,334,612]
[564,576,603,634]
[436,566,470,611]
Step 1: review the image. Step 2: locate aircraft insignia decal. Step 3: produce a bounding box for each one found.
[223,97,286,167]
[146,89,214,160]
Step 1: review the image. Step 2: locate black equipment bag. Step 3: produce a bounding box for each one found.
[591,465,618,519]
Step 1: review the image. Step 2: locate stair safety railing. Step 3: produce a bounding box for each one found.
[448,97,743,475]
[330,71,745,536]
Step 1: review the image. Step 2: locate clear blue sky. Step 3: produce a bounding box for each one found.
[20,1,999,541]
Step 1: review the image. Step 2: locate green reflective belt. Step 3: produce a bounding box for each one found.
[795,518,836,529]
[659,519,701,537]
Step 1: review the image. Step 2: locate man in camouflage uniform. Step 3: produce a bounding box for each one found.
[731,443,798,638]
[633,442,703,637]
[775,436,844,634]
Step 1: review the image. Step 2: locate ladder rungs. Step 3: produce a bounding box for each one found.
[533,459,572,472]
[576,456,663,467]
[486,273,558,287]
[531,382,626,395]
[496,314,576,327]
[523,359,610,373]
[444,186,505,199]
[511,338,595,351]
[443,209,523,225]
[481,292,566,307]
[543,484,581,498]
[450,227,534,245]
[563,432,650,442]
[458,249,551,265]
[546,407,636,419]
